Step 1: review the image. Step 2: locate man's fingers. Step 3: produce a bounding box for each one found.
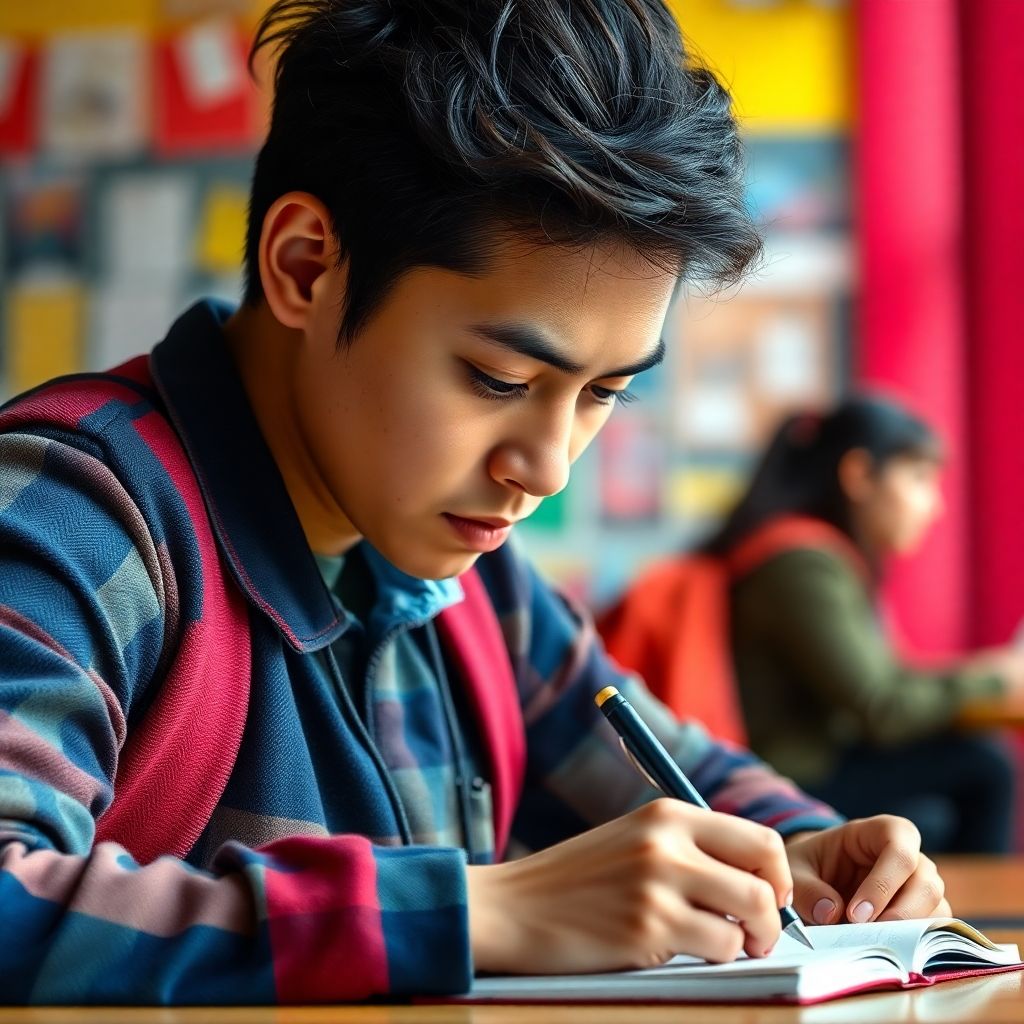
[677,854,783,958]
[672,906,746,964]
[874,856,947,922]
[684,806,793,909]
[845,819,922,923]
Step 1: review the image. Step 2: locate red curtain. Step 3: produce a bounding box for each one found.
[855,0,1024,654]
[855,0,967,655]
[961,3,1024,647]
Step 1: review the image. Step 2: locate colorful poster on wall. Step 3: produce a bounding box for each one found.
[599,413,664,523]
[0,38,37,155]
[665,463,746,523]
[668,288,837,452]
[4,168,85,276]
[40,31,148,159]
[154,19,258,156]
[744,137,850,231]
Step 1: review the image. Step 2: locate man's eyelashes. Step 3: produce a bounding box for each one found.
[467,365,637,407]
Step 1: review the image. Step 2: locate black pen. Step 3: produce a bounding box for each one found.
[595,685,814,950]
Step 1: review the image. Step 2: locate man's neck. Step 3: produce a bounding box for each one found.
[222,303,361,558]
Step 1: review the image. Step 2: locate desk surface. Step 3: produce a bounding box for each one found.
[2,860,1022,1024]
[938,855,1024,919]
[957,695,1024,729]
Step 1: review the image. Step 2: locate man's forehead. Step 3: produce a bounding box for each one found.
[488,234,679,289]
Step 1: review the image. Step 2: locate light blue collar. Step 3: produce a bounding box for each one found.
[359,542,464,636]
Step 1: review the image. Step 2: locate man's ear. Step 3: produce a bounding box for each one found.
[257,191,339,331]
[837,448,875,504]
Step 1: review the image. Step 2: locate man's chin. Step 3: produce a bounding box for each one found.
[381,543,483,582]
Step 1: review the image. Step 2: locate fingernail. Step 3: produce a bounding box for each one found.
[851,901,874,923]
[784,889,794,907]
[812,898,835,924]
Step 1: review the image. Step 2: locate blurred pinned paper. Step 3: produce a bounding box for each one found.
[0,38,19,120]
[89,285,178,371]
[196,183,248,275]
[678,361,751,448]
[599,414,664,523]
[6,277,84,394]
[0,38,38,155]
[755,310,822,400]
[177,19,245,108]
[666,465,745,522]
[101,172,193,282]
[744,137,850,231]
[155,19,256,154]
[40,31,148,159]
[5,168,85,275]
[670,289,836,451]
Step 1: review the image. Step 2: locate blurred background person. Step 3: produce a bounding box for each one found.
[602,394,1024,854]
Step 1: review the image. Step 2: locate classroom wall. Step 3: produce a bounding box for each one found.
[0,0,854,610]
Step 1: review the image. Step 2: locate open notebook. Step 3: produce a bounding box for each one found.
[467,918,1023,1006]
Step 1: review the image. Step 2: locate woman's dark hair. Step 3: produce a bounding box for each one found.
[245,0,763,343]
[701,394,943,558]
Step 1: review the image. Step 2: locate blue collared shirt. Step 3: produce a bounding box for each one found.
[0,300,842,1004]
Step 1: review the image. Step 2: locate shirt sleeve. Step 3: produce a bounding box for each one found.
[474,541,843,858]
[737,548,1005,747]
[0,432,469,1004]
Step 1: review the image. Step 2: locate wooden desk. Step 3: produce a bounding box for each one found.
[1,863,1021,1024]
[0,964,1020,1024]
[957,696,1024,729]
[937,855,1024,920]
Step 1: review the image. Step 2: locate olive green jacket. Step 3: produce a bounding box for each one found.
[730,547,1005,786]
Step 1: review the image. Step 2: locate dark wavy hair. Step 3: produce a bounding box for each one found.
[244,0,763,343]
[701,394,943,559]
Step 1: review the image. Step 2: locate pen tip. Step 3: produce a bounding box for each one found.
[594,685,619,708]
[785,921,814,950]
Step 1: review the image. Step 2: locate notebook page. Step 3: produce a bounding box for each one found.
[800,918,935,969]
[916,923,1020,974]
[800,917,1021,975]
[469,941,906,1002]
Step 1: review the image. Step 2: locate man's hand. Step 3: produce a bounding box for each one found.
[784,815,952,926]
[467,799,793,975]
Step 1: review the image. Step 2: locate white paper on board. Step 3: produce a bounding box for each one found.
[176,19,243,107]
[101,172,194,282]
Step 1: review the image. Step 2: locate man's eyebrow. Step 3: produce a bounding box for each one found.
[468,323,665,379]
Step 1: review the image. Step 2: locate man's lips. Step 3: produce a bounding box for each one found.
[452,515,516,529]
[441,513,518,552]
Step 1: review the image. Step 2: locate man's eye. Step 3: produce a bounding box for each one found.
[468,365,529,401]
[590,385,638,406]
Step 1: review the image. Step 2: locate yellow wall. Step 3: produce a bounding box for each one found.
[0,0,266,36]
[0,0,852,130]
[0,1,160,36]
[668,1,852,132]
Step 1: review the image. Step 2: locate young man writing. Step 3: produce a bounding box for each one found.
[0,0,949,1004]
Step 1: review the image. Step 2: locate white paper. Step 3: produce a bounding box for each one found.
[101,172,194,283]
[41,31,148,159]
[176,19,242,107]
[89,285,179,371]
[755,312,820,399]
